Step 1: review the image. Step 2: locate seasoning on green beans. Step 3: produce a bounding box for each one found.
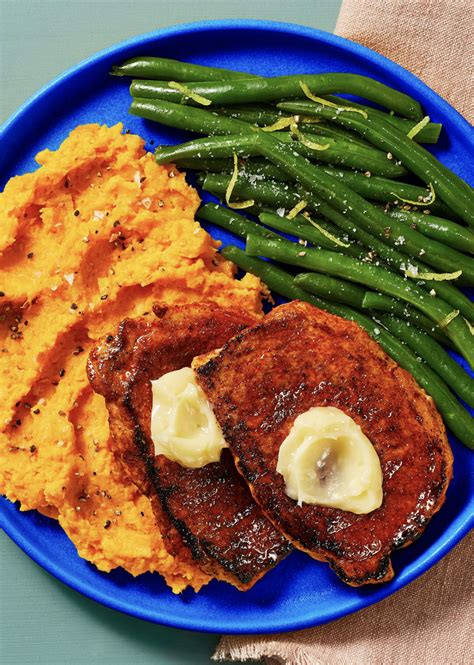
[322,95,442,143]
[294,272,365,308]
[201,171,474,320]
[245,232,474,367]
[361,292,452,347]
[143,104,473,282]
[378,314,474,408]
[253,131,474,283]
[321,168,455,220]
[383,207,474,255]
[278,99,474,227]
[155,128,407,177]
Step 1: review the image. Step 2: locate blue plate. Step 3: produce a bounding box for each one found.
[0,20,473,634]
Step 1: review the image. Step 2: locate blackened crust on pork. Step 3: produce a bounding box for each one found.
[88,303,291,590]
[194,300,453,586]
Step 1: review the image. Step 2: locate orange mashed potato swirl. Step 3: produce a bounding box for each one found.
[0,123,263,593]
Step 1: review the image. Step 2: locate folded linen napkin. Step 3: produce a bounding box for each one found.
[214,2,473,662]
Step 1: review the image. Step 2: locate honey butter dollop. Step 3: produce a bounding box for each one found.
[150,367,227,468]
[277,407,383,514]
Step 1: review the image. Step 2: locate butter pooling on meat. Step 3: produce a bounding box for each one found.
[0,123,264,591]
[194,301,453,586]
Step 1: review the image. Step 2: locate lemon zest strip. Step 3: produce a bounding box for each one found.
[168,81,212,106]
[299,81,368,119]
[286,200,308,219]
[303,212,351,247]
[407,116,430,140]
[225,153,255,210]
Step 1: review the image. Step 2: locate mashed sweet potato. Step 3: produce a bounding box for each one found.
[0,123,263,592]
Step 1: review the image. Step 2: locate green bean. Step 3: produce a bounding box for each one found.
[201,174,363,255]
[132,100,474,315]
[192,156,454,220]
[174,157,284,181]
[155,136,260,163]
[149,112,472,280]
[361,292,453,348]
[383,208,474,254]
[214,101,441,144]
[112,57,256,81]
[222,246,473,448]
[245,232,474,366]
[322,95,442,143]
[378,314,474,408]
[155,129,407,178]
[294,272,365,307]
[253,132,474,283]
[128,74,422,119]
[321,168,455,220]
[196,203,277,240]
[189,155,455,222]
[277,100,474,226]
[205,105,373,147]
[201,171,474,320]
[221,245,317,303]
[130,97,255,135]
[257,212,364,256]
[281,134,407,178]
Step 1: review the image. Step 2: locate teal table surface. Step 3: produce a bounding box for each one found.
[0,2,342,665]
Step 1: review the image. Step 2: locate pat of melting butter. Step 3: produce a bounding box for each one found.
[277,406,383,514]
[150,367,227,468]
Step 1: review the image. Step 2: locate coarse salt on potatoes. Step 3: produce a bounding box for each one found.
[0,123,263,592]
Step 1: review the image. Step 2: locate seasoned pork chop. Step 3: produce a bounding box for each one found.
[194,301,453,586]
[88,303,291,590]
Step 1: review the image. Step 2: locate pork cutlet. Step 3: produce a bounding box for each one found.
[88,302,292,590]
[194,300,453,586]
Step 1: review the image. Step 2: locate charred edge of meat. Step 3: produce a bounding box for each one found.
[330,555,393,586]
[124,395,207,563]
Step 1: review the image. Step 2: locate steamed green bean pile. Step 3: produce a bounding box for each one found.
[113,55,474,449]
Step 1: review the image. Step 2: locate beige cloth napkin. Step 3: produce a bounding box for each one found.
[335,0,474,123]
[214,2,473,662]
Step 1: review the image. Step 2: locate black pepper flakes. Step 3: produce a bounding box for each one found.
[59,368,66,377]
[100,294,108,301]
[105,335,114,343]
[70,303,78,310]
[74,210,80,217]
[0,291,5,297]
[104,520,111,529]
[113,220,120,227]
[33,409,40,415]
[27,252,34,259]
[30,445,37,453]
[72,346,84,355]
